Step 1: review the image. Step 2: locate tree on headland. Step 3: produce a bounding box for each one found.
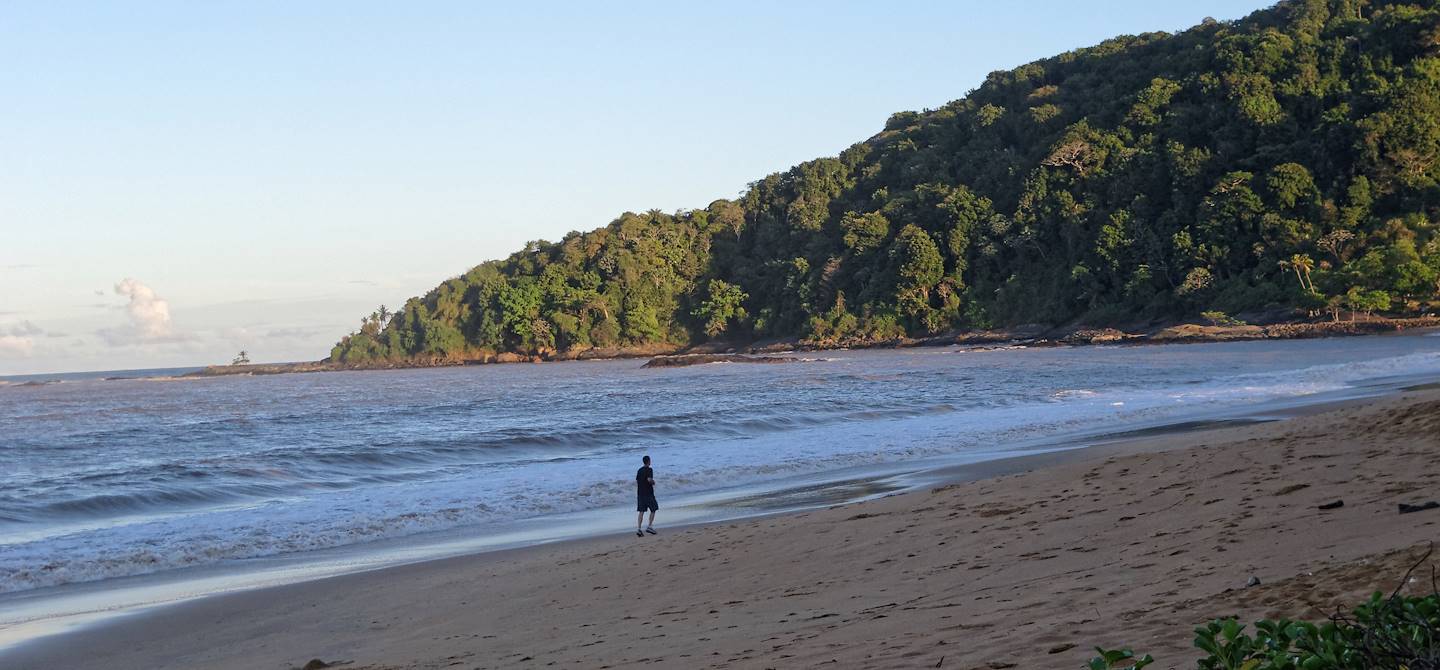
[1317,230,1355,265]
[328,0,1440,365]
[1344,287,1392,321]
[232,351,250,365]
[692,279,749,338]
[1279,254,1315,293]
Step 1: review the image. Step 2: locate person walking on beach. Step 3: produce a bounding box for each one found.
[636,455,658,537]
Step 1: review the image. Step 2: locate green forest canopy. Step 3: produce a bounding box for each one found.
[333,0,1440,364]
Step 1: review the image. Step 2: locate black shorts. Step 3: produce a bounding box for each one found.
[637,493,658,512]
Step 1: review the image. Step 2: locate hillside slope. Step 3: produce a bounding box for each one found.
[333,0,1440,364]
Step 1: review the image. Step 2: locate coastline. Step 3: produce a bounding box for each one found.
[186,316,1440,378]
[5,383,1439,669]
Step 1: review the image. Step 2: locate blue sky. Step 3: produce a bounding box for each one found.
[0,1,1270,374]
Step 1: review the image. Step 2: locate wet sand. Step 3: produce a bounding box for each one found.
[7,388,1440,670]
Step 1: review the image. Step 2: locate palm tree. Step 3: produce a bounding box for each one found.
[1291,253,1315,292]
[377,304,391,327]
[1279,254,1315,292]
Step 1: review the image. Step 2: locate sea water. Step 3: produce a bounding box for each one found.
[3,335,1440,596]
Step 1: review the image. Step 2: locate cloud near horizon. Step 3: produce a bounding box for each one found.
[0,321,49,357]
[0,335,34,356]
[97,278,193,346]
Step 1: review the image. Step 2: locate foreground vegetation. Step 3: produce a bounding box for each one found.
[333,0,1440,364]
[1093,591,1440,669]
[1091,548,1440,670]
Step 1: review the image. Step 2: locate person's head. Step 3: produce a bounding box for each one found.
[642,455,651,466]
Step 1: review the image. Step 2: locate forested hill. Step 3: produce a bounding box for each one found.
[331,0,1440,364]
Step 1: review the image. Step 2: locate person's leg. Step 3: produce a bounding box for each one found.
[647,509,656,529]
[637,510,644,530]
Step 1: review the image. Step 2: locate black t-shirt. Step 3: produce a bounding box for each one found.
[636,466,654,497]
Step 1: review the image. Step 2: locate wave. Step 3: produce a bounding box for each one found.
[0,370,1335,593]
[1,397,967,528]
[26,348,1433,532]
[0,415,1057,593]
[5,337,1439,594]
[1204,350,1440,396]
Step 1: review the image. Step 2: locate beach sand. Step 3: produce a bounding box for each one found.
[8,388,1440,670]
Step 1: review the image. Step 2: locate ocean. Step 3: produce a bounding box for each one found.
[3,335,1440,601]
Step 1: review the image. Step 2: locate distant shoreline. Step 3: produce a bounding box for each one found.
[183,316,1440,378]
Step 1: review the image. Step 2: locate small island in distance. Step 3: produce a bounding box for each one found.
[206,0,1440,375]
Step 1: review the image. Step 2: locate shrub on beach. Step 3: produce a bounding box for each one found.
[1089,590,1440,670]
[1200,310,1246,327]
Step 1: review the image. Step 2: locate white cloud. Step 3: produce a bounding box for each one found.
[0,335,34,356]
[97,278,191,346]
[0,322,46,356]
[116,278,172,337]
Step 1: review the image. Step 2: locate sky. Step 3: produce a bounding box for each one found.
[0,0,1272,375]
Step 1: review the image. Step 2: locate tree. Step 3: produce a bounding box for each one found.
[1344,287,1391,320]
[888,225,945,319]
[1177,268,1214,298]
[1265,163,1319,215]
[840,211,890,253]
[231,350,250,365]
[1043,139,1096,175]
[1317,230,1355,264]
[807,292,858,343]
[692,279,749,338]
[1279,254,1315,292]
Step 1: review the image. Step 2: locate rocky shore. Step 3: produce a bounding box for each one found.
[184,315,1440,378]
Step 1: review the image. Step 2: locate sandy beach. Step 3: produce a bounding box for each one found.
[7,387,1440,670]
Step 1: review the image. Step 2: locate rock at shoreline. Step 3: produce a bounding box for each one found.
[11,380,59,388]
[186,361,337,377]
[1152,317,1440,343]
[642,354,801,368]
[1058,327,1138,345]
[1150,324,1266,342]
